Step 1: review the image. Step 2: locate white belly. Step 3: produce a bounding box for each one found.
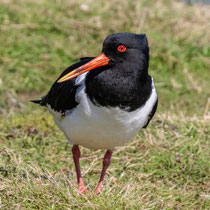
[48,74,157,149]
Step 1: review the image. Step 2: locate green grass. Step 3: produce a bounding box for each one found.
[0,0,209,209]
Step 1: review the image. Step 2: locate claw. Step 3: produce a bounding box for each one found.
[78,184,90,194]
[94,183,102,195]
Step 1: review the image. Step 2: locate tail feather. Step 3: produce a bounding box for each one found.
[31,99,42,104]
[31,96,47,106]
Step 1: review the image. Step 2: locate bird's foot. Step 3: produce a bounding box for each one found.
[94,182,102,195]
[78,183,89,194]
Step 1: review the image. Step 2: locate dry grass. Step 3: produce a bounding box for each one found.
[0,113,209,209]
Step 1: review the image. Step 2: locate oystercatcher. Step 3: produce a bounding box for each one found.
[32,33,158,194]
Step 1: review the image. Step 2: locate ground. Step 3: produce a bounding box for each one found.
[0,0,209,209]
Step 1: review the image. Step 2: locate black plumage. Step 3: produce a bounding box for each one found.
[33,57,94,114]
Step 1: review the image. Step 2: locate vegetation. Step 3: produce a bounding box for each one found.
[0,0,209,209]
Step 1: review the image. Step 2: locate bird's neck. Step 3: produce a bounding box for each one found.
[85,66,152,111]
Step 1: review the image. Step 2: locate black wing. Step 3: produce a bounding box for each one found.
[31,57,95,114]
[143,98,158,128]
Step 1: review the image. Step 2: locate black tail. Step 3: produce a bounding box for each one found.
[31,96,47,106]
[31,99,42,104]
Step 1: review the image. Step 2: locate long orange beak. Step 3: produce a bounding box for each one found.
[57,53,110,83]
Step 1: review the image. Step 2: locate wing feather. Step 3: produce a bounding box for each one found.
[31,57,95,114]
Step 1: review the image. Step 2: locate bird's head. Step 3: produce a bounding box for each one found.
[102,33,149,65]
[57,33,149,83]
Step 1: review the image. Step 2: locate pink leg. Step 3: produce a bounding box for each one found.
[95,150,113,194]
[72,145,89,193]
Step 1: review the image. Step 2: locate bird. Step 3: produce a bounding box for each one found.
[32,32,158,194]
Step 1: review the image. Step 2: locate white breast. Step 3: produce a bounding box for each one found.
[48,73,157,149]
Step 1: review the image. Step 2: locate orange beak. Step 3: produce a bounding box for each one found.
[57,53,110,83]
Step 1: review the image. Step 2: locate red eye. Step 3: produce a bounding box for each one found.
[117,45,127,52]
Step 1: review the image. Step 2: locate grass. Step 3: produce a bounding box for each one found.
[0,0,209,209]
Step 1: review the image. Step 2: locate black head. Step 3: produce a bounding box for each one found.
[57,32,149,83]
[83,33,152,111]
[102,33,149,73]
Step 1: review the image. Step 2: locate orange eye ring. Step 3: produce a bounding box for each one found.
[117,45,127,53]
